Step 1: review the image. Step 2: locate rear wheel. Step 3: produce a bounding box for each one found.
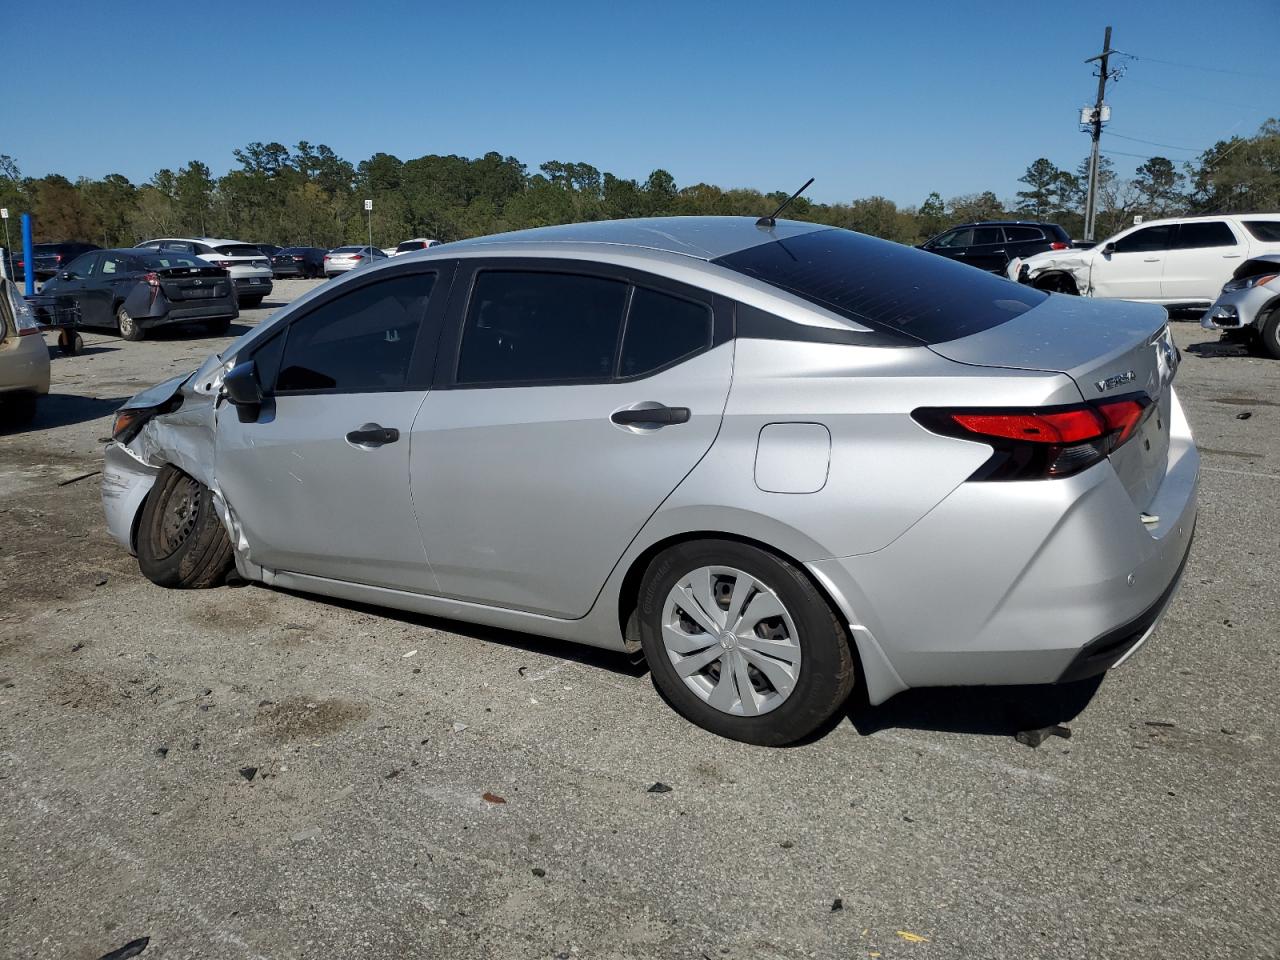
[638,539,856,746]
[1260,311,1280,360]
[239,295,264,309]
[137,464,234,589]
[116,305,145,341]
[206,316,232,336]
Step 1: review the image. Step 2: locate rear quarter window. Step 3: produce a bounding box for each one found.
[1243,221,1280,243]
[713,228,1046,344]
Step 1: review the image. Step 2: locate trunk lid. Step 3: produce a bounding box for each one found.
[929,294,1178,510]
[156,265,231,301]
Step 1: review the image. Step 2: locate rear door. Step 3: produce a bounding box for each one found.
[1161,220,1243,302]
[216,262,453,591]
[964,226,1008,273]
[1090,224,1173,300]
[409,260,733,618]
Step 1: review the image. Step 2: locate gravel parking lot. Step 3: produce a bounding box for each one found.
[1,280,1278,960]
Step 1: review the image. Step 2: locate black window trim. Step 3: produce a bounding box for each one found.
[257,259,455,399]
[435,257,731,391]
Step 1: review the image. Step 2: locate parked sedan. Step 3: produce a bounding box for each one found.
[323,245,387,276]
[1201,253,1280,358]
[0,277,50,424]
[393,238,443,256]
[271,247,327,279]
[135,238,273,307]
[36,249,236,341]
[102,216,1197,746]
[9,241,100,282]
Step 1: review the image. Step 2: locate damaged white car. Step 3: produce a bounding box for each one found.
[1009,214,1280,308]
[1201,253,1280,359]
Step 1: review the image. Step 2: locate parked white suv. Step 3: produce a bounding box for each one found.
[135,238,274,307]
[1009,215,1280,308]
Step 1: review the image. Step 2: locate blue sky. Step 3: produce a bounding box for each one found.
[6,0,1276,206]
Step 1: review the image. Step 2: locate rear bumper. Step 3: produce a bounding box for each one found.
[1201,286,1274,331]
[140,300,238,328]
[232,277,273,298]
[808,388,1199,700]
[0,333,52,395]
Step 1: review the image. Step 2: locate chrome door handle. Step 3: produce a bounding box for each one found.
[1143,257,1161,262]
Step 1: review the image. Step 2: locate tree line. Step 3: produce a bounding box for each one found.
[1,119,1276,251]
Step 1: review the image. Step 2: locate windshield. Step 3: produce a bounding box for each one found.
[714,228,1046,345]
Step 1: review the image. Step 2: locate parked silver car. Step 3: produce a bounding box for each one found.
[1201,254,1280,358]
[100,217,1199,745]
[323,245,388,277]
[0,277,50,424]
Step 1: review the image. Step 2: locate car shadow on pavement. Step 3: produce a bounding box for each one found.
[1185,339,1252,359]
[843,675,1105,738]
[0,393,128,435]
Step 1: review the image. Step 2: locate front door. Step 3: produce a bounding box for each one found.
[410,263,733,619]
[1090,224,1173,300]
[82,251,133,327]
[1160,220,1243,302]
[44,251,97,325]
[216,265,451,592]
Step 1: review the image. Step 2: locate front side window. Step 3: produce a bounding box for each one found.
[1174,221,1236,249]
[620,287,712,378]
[456,271,627,385]
[1113,225,1174,254]
[933,229,973,249]
[65,253,98,278]
[275,273,434,393]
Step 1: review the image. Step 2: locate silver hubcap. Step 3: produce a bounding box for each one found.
[118,309,134,335]
[661,566,801,717]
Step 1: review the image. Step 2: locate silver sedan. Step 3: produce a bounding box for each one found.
[323,245,388,277]
[100,217,1199,745]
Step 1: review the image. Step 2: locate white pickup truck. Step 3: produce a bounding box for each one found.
[1009,214,1280,309]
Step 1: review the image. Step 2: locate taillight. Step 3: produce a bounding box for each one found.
[351,254,364,261]
[913,396,1152,481]
[142,271,161,303]
[293,256,304,261]
[1050,241,1070,250]
[54,254,63,263]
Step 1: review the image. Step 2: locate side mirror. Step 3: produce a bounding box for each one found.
[1102,242,1115,256]
[223,360,264,423]
[59,271,72,280]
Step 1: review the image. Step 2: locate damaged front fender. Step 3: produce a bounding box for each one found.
[1007,250,1093,295]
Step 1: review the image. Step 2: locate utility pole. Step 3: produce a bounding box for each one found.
[1083,25,1114,242]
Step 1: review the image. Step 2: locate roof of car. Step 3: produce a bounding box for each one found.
[950,221,1063,229]
[444,216,830,261]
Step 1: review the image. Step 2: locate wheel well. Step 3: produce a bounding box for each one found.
[616,531,858,662]
[1033,271,1077,294]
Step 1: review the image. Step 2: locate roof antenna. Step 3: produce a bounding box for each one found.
[756,178,815,228]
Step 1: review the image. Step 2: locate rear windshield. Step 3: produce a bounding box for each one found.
[1243,220,1280,243]
[713,228,1046,344]
[144,254,203,269]
[396,241,426,252]
[331,246,365,254]
[279,247,310,255]
[214,244,266,257]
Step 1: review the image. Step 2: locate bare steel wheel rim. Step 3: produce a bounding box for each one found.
[660,565,802,717]
[158,475,201,557]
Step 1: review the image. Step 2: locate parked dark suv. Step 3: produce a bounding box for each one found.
[9,242,101,282]
[919,222,1071,274]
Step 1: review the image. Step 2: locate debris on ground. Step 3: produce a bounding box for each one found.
[385,768,402,780]
[1014,724,1072,748]
[896,930,929,943]
[779,840,794,849]
[647,782,673,794]
[1236,411,1252,420]
[93,575,108,587]
[239,766,258,782]
[96,937,149,960]
[402,649,418,659]
[831,897,844,912]
[58,469,102,487]
[531,867,546,877]
[154,745,168,759]
[71,642,84,652]
[451,722,468,733]
[292,827,322,842]
[482,792,507,804]
[1144,720,1176,728]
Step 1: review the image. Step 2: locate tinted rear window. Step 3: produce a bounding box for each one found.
[713,228,1045,344]
[397,241,427,252]
[1175,221,1236,249]
[215,244,266,257]
[1005,226,1045,242]
[1243,221,1280,243]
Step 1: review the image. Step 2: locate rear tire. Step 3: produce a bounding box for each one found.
[206,316,232,336]
[116,306,145,341]
[637,539,856,746]
[239,295,264,309]
[137,464,234,589]
[1260,311,1280,360]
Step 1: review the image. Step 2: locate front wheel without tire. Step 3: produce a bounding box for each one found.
[117,306,145,341]
[638,539,856,746]
[137,464,234,588]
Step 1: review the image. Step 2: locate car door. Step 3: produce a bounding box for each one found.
[215,262,453,591]
[963,226,1008,273]
[45,252,98,323]
[1089,224,1173,300]
[409,261,734,619]
[1160,220,1243,302]
[81,251,134,326]
[923,227,973,264]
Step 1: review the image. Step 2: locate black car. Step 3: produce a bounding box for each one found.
[253,243,282,259]
[10,242,101,282]
[919,221,1072,274]
[35,248,237,341]
[271,246,327,279]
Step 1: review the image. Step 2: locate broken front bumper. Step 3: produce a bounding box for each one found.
[101,442,160,553]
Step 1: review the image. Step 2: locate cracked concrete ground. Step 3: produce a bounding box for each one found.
[1,284,1278,959]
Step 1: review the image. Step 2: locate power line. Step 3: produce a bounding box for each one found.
[1102,148,1169,162]
[1105,131,1198,153]
[1112,49,1280,83]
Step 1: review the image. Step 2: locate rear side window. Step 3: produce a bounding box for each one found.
[98,253,132,276]
[1113,225,1174,254]
[457,271,627,385]
[276,273,434,393]
[620,287,712,377]
[713,228,1045,345]
[1243,221,1280,242]
[1175,221,1236,249]
[971,227,1002,245]
[1005,226,1045,242]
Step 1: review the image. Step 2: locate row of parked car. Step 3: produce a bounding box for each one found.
[920,213,1280,357]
